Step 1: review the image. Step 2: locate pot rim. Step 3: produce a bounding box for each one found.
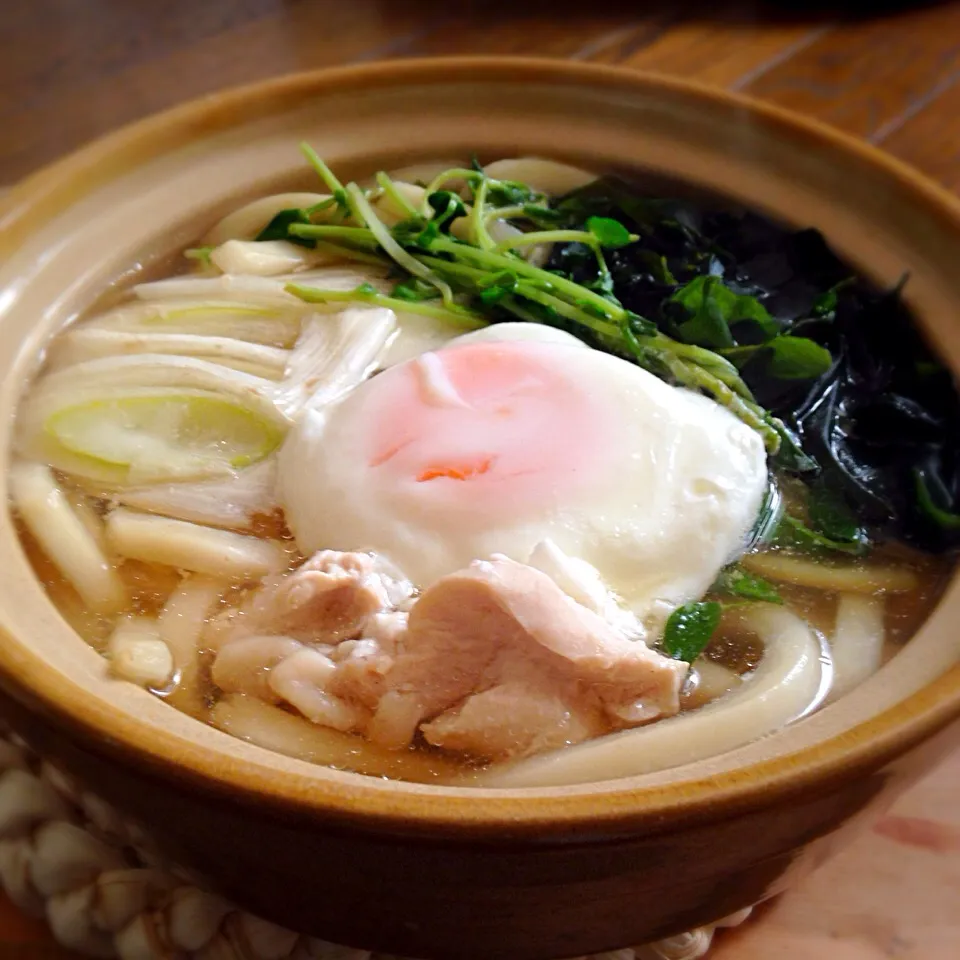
[3,55,960,839]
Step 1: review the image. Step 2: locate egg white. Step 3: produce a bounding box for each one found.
[279,325,768,624]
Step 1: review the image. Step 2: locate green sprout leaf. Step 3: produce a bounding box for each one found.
[427,190,468,229]
[586,216,635,249]
[671,275,779,349]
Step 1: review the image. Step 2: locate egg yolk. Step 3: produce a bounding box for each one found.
[362,340,615,520]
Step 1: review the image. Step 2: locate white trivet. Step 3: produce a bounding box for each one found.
[0,728,751,960]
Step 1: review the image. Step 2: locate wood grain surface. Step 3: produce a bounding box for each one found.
[3,1,960,957]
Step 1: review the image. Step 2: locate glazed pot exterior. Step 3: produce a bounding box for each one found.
[4,686,959,960]
[2,59,960,960]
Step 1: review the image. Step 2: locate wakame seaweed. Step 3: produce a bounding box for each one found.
[543,176,960,554]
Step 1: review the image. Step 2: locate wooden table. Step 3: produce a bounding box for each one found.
[3,1,960,957]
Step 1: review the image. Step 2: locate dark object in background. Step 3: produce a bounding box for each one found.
[545,178,960,553]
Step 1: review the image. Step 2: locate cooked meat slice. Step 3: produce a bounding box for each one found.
[329,637,396,712]
[208,553,686,762]
[206,550,412,648]
[268,646,366,732]
[420,680,602,760]
[378,557,687,755]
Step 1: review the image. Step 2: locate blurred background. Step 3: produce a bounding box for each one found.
[2,0,960,189]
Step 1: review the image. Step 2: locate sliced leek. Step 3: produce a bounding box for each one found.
[276,308,396,416]
[83,300,304,348]
[111,458,279,532]
[17,356,289,485]
[47,392,284,483]
[47,329,290,380]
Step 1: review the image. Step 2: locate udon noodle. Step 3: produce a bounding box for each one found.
[9,152,955,786]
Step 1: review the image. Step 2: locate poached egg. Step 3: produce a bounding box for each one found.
[279,325,767,625]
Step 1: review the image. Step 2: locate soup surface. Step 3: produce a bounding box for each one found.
[9,152,958,787]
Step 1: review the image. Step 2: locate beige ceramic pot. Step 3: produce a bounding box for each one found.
[1,58,960,960]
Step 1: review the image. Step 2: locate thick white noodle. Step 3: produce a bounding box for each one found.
[107,616,173,688]
[209,693,460,782]
[105,509,289,580]
[158,574,226,712]
[481,604,825,788]
[827,593,885,703]
[209,239,327,277]
[683,659,742,710]
[742,552,919,594]
[381,160,466,188]
[203,193,332,247]
[481,158,597,197]
[9,462,127,614]
[211,635,302,701]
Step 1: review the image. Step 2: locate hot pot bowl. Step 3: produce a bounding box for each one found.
[1,58,960,960]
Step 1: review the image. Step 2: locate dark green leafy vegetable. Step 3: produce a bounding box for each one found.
[712,567,782,604]
[784,283,960,552]
[662,601,723,662]
[670,275,778,348]
[672,276,736,349]
[807,476,865,544]
[763,335,833,380]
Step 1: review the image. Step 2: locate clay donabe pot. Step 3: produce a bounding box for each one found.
[1,58,959,960]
